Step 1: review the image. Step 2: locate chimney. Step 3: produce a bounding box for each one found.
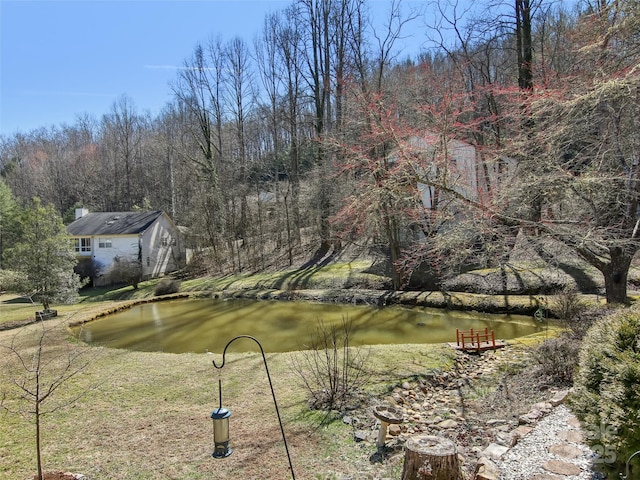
[75,208,89,220]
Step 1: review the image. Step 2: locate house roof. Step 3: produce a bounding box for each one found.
[66,211,165,236]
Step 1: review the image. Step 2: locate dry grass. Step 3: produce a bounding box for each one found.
[0,312,450,480]
[0,253,579,480]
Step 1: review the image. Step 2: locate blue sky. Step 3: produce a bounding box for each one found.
[0,0,456,137]
[1,0,292,136]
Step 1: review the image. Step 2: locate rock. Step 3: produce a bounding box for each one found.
[567,415,581,428]
[438,419,459,429]
[428,415,443,424]
[549,389,570,406]
[494,431,517,448]
[511,425,533,440]
[519,409,543,425]
[354,430,371,442]
[389,424,402,436]
[480,443,510,460]
[486,418,506,426]
[557,430,584,443]
[529,475,563,480]
[542,459,582,476]
[548,443,584,459]
[532,402,553,414]
[474,456,500,480]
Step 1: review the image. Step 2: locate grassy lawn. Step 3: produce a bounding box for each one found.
[0,311,454,480]
[0,260,584,479]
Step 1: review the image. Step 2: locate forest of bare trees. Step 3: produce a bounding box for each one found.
[1,0,639,303]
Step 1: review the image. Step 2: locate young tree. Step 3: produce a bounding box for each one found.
[1,318,100,480]
[4,198,82,310]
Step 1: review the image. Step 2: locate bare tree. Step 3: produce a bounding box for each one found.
[224,36,257,270]
[100,95,147,210]
[1,319,103,480]
[172,40,228,252]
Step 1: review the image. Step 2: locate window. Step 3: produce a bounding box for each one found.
[98,238,112,248]
[74,238,91,253]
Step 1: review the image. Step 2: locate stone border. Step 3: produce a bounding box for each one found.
[475,389,571,480]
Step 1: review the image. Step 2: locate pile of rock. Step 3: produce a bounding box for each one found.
[348,346,591,480]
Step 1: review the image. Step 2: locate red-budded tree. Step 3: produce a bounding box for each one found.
[335,1,640,304]
[415,1,640,304]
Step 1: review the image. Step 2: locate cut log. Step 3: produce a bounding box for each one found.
[401,435,464,480]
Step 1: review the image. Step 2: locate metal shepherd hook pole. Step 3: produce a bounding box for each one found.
[212,335,296,480]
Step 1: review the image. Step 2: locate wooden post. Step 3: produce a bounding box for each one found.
[401,435,464,480]
[377,420,389,448]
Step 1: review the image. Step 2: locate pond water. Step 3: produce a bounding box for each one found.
[73,298,544,354]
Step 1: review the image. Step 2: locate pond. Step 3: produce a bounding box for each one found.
[73,298,545,353]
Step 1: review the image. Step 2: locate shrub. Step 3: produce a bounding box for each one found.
[290,318,370,412]
[107,257,142,289]
[154,278,181,296]
[0,269,28,293]
[571,309,640,478]
[532,335,581,386]
[532,307,606,386]
[551,286,586,322]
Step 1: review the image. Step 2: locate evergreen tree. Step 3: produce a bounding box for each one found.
[4,198,82,309]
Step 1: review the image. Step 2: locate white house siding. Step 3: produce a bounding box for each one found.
[140,213,182,279]
[411,136,514,211]
[93,235,140,285]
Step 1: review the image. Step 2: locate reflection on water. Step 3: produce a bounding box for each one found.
[73,298,544,353]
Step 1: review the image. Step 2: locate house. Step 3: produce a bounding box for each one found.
[404,134,516,211]
[67,208,186,286]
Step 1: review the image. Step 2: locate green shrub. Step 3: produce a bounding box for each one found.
[107,257,142,289]
[154,278,181,296]
[571,309,640,478]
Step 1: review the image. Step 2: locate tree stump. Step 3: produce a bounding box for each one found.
[401,435,464,480]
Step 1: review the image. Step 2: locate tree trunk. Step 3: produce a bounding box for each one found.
[401,435,464,480]
[601,247,633,305]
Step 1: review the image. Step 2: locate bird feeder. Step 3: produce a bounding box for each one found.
[210,335,296,479]
[373,405,404,449]
[210,406,232,458]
